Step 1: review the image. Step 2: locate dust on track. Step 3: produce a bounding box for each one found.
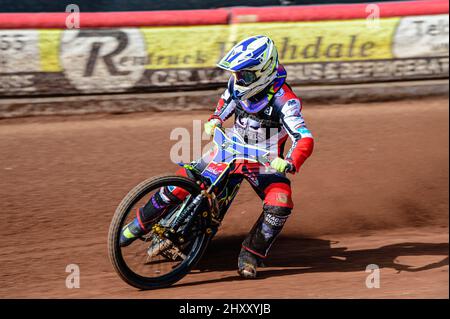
[0,97,448,298]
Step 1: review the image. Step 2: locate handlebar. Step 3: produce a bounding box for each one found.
[213,126,294,174]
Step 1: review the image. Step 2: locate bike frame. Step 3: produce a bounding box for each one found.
[172,127,276,227]
[201,127,272,192]
[164,127,277,237]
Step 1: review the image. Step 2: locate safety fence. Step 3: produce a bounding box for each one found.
[0,0,420,13]
[0,0,448,97]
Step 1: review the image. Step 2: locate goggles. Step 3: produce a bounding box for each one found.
[234,70,257,87]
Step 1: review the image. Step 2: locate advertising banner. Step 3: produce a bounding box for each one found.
[0,15,448,96]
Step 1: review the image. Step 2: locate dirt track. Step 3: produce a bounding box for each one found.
[0,97,448,298]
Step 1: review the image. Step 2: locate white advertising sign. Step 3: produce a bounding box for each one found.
[393,14,449,58]
[60,28,148,93]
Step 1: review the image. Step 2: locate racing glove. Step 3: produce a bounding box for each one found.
[270,157,294,174]
[204,119,222,136]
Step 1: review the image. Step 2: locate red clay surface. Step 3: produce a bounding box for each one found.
[0,97,448,298]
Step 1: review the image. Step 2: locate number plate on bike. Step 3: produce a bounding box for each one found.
[202,162,229,184]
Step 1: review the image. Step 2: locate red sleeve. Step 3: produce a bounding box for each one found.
[208,89,235,123]
[287,137,314,173]
[276,85,314,173]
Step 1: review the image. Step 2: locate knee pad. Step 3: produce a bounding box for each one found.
[263,183,293,209]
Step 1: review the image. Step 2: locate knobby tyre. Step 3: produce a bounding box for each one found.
[108,175,211,290]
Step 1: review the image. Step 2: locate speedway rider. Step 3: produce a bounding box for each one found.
[120,35,315,279]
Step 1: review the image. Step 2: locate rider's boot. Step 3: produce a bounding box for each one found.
[238,205,291,278]
[120,187,180,247]
[237,249,261,279]
[120,217,146,247]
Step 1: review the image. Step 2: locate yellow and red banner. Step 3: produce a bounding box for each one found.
[0,12,448,95]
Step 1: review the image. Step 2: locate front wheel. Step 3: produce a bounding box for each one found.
[108,175,212,290]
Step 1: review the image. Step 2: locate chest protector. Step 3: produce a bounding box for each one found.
[234,102,281,129]
[229,73,286,129]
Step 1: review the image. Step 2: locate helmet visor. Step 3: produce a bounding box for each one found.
[234,70,257,87]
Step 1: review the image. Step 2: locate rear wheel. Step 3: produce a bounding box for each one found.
[108,175,212,290]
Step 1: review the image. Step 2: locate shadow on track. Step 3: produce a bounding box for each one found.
[169,235,449,288]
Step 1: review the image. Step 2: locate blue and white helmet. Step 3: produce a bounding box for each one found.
[217,35,279,101]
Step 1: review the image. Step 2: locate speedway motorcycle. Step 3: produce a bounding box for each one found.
[108,127,281,289]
